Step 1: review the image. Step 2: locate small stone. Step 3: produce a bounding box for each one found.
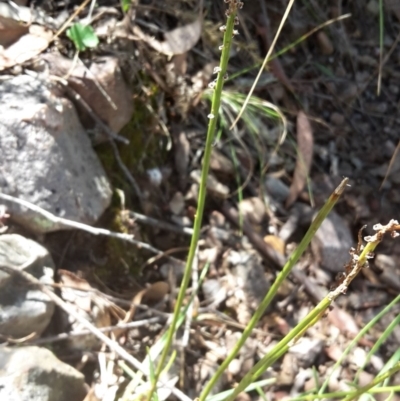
[367,0,379,15]
[264,235,285,255]
[389,84,399,95]
[147,168,163,186]
[311,211,353,273]
[277,353,298,385]
[316,31,334,55]
[357,54,377,67]
[170,215,192,227]
[265,175,290,202]
[289,338,324,367]
[238,197,265,225]
[0,234,55,339]
[271,84,285,100]
[228,359,241,376]
[169,192,185,215]
[366,102,388,114]
[330,112,345,126]
[355,71,371,83]
[209,210,226,227]
[190,170,229,197]
[210,149,234,175]
[339,82,358,101]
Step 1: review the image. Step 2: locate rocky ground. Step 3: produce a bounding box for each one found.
[0,0,399,400]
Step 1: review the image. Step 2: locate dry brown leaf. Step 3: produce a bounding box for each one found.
[328,307,359,337]
[316,31,334,55]
[0,15,29,47]
[142,281,170,303]
[263,235,285,255]
[286,111,314,208]
[0,24,52,71]
[172,53,188,76]
[58,269,92,312]
[133,18,202,56]
[124,281,170,323]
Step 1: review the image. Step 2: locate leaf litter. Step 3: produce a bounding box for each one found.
[1,0,400,400]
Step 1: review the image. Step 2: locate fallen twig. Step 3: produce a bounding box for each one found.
[26,317,164,346]
[0,193,169,258]
[130,211,194,236]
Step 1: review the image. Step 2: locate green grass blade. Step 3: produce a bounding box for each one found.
[199,178,349,401]
[145,7,239,398]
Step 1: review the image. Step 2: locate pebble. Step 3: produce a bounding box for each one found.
[330,112,345,126]
[339,83,358,101]
[366,102,388,114]
[366,0,379,15]
[265,175,290,202]
[169,191,185,215]
[316,31,334,55]
[0,234,55,339]
[311,211,353,273]
[238,197,266,225]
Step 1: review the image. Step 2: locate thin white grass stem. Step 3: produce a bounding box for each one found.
[230,0,295,129]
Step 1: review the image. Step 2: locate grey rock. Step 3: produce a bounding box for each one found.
[289,337,324,367]
[238,197,266,225]
[227,250,270,324]
[0,346,87,401]
[0,74,112,233]
[311,211,353,273]
[0,234,55,338]
[265,175,290,202]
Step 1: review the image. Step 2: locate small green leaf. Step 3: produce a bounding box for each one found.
[66,22,99,51]
[121,0,131,13]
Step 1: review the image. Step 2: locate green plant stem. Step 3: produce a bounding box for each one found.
[145,5,238,401]
[318,293,400,395]
[342,362,400,401]
[224,220,400,401]
[224,298,332,401]
[199,178,349,401]
[287,386,400,401]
